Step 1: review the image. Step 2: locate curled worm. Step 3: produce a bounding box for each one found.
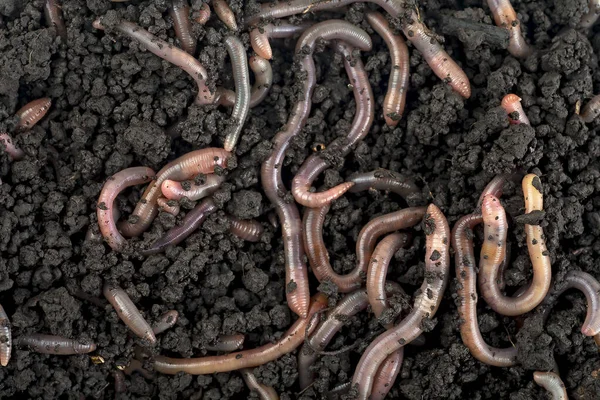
[157,197,180,216]
[170,0,197,54]
[212,0,237,30]
[205,334,245,352]
[0,305,11,366]
[486,0,532,58]
[581,0,600,28]
[533,371,568,400]
[580,94,600,123]
[501,94,530,125]
[15,98,52,132]
[104,283,157,344]
[240,368,279,400]
[249,23,310,60]
[152,310,179,335]
[194,3,211,25]
[44,0,67,40]
[153,294,328,374]
[227,216,264,242]
[15,334,96,355]
[161,173,225,201]
[217,56,273,108]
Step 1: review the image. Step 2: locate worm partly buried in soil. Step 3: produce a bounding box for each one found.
[103,283,157,344]
[113,370,126,394]
[205,334,245,352]
[227,216,264,242]
[194,3,211,25]
[169,0,196,54]
[152,310,179,335]
[486,0,532,58]
[157,197,180,216]
[216,55,274,108]
[212,0,237,31]
[533,371,568,400]
[44,0,67,40]
[161,173,225,201]
[580,94,600,123]
[249,23,311,60]
[501,94,530,125]
[581,0,600,28]
[241,368,279,400]
[15,334,97,355]
[0,305,11,366]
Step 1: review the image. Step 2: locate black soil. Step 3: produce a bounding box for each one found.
[1,0,599,399]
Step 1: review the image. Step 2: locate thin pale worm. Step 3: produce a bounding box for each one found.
[152,310,179,335]
[216,56,273,108]
[0,133,24,161]
[153,294,328,374]
[15,334,96,355]
[365,11,409,126]
[227,216,263,242]
[194,3,211,25]
[205,334,245,352]
[104,283,157,344]
[223,36,251,152]
[580,94,600,123]
[581,0,600,28]
[212,0,237,30]
[161,173,225,201]
[533,371,568,400]
[0,305,11,366]
[501,94,530,125]
[486,0,532,58]
[113,370,127,394]
[249,23,310,60]
[351,204,450,399]
[348,169,420,203]
[157,197,180,216]
[170,0,197,54]
[15,98,52,132]
[240,368,279,400]
[44,0,67,40]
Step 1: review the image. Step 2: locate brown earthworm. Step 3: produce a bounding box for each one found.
[261,21,371,317]
[581,0,600,28]
[291,40,373,208]
[452,213,518,367]
[161,173,225,201]
[216,56,273,108]
[580,94,600,123]
[157,197,180,216]
[15,334,96,355]
[249,23,310,60]
[113,370,127,394]
[152,310,179,335]
[170,0,197,54]
[246,1,471,98]
[44,0,67,40]
[241,369,279,400]
[117,148,229,238]
[141,198,217,255]
[15,98,52,132]
[351,204,450,399]
[533,372,568,400]
[348,169,420,202]
[153,293,328,374]
[212,0,237,30]
[97,167,156,251]
[103,283,157,344]
[0,133,25,161]
[365,11,409,126]
[205,334,245,352]
[486,0,532,58]
[227,216,264,242]
[0,305,11,366]
[501,94,530,125]
[93,19,215,105]
[222,36,251,152]
[194,3,211,25]
[370,349,403,400]
[476,174,508,206]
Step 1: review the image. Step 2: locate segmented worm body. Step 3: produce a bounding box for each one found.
[501,94,530,125]
[152,310,179,335]
[227,216,263,242]
[348,170,421,203]
[205,334,245,352]
[580,94,600,123]
[44,0,67,40]
[103,283,157,344]
[365,11,409,126]
[223,36,251,152]
[153,294,327,374]
[476,174,508,206]
[0,133,24,161]
[113,370,127,393]
[15,334,96,355]
[533,372,568,400]
[157,197,180,216]
[249,23,310,60]
[0,305,11,366]
[351,204,450,399]
[194,3,211,25]
[370,349,403,400]
[486,0,532,58]
[170,0,196,54]
[217,56,273,108]
[212,0,237,30]
[161,173,225,201]
[581,0,600,28]
[241,369,279,400]
[15,98,52,132]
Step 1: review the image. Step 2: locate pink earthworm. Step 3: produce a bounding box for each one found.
[370,349,403,400]
[261,20,371,317]
[44,0,67,40]
[0,133,25,161]
[216,56,273,108]
[227,216,263,242]
[113,370,127,394]
[476,174,508,206]
[161,173,225,201]
[93,19,215,105]
[249,23,311,60]
[581,0,600,28]
[153,294,327,374]
[580,94,600,123]
[291,40,374,208]
[103,283,157,344]
[152,310,179,335]
[486,0,532,58]
[97,166,156,251]
[194,3,211,25]
[533,372,568,400]
[15,334,96,355]
[205,334,245,352]
[365,11,409,126]
[157,197,180,216]
[116,148,229,238]
[15,98,52,132]
[241,368,279,399]
[246,0,471,98]
[87,208,120,243]
[0,305,11,366]
[348,169,420,202]
[501,94,530,125]
[170,0,197,54]
[351,204,450,399]
[141,198,217,255]
[212,0,237,30]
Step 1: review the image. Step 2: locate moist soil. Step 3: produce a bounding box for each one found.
[1,0,599,399]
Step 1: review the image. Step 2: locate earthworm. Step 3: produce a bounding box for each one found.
[291,40,374,208]
[452,213,518,367]
[87,208,120,244]
[44,0,67,40]
[161,173,225,201]
[0,305,11,366]
[141,198,217,255]
[249,23,310,60]
[580,94,600,123]
[486,0,532,58]
[240,369,279,400]
[348,169,420,202]
[227,216,263,242]
[0,133,24,161]
[152,310,179,335]
[113,370,126,394]
[157,197,180,216]
[15,334,96,355]
[194,3,211,25]
[153,293,328,374]
[581,0,600,28]
[97,166,156,251]
[212,0,237,30]
[205,334,245,352]
[370,349,403,400]
[170,0,196,54]
[501,94,530,125]
[222,36,251,152]
[365,11,409,126]
[351,204,450,399]
[476,174,508,206]
[117,148,229,238]
[261,21,371,317]
[304,206,425,292]
[123,359,155,379]
[246,1,471,98]
[103,283,157,344]
[216,56,273,108]
[15,98,52,132]
[533,372,568,400]
[93,19,215,105]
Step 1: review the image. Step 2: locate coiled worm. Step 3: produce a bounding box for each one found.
[44,0,67,40]
[170,0,196,54]
[205,334,245,352]
[227,216,263,242]
[533,371,568,400]
[241,368,279,400]
[152,310,179,335]
[161,173,225,201]
[501,94,530,125]
[580,94,600,123]
[104,283,157,344]
[249,23,310,60]
[0,305,11,366]
[212,0,237,30]
[486,0,532,58]
[15,334,96,355]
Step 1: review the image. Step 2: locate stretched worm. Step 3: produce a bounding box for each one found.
[216,56,273,108]
[15,334,96,355]
[291,40,374,208]
[153,293,328,374]
[0,305,11,366]
[501,94,530,125]
[452,213,518,367]
[351,204,450,399]
[212,0,237,30]
[97,167,156,251]
[222,36,251,152]
[261,21,371,317]
[348,170,420,201]
[117,148,229,238]
[141,198,217,255]
[533,372,568,400]
[365,11,409,126]
[93,19,215,105]
[44,0,67,40]
[246,0,471,98]
[241,369,279,400]
[581,0,600,28]
[170,0,196,54]
[0,133,24,161]
[486,0,532,58]
[157,197,180,216]
[104,283,157,344]
[580,94,600,123]
[15,98,52,132]
[249,23,310,60]
[161,173,225,201]
[194,3,211,25]
[113,370,127,394]
[205,334,245,352]
[227,216,264,242]
[152,310,179,335]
